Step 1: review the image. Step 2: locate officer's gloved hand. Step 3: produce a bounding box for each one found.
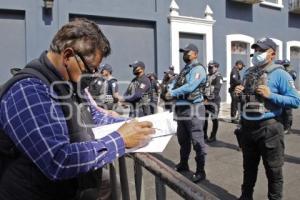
[234,85,244,95]
[256,85,271,98]
[164,92,173,101]
[117,120,155,149]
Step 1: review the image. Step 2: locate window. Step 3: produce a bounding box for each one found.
[265,0,278,3]
[260,0,283,8]
[291,47,300,59]
[290,47,300,90]
[231,42,247,55]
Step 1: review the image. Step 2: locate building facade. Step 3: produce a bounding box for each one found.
[0,0,300,102]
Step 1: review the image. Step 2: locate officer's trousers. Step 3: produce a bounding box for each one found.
[174,103,206,167]
[203,102,220,140]
[240,120,284,200]
[280,108,293,132]
[230,92,239,119]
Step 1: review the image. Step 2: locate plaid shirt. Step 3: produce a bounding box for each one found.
[0,77,125,180]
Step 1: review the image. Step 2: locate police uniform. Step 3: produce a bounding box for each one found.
[88,64,120,110]
[124,61,151,117]
[237,38,300,200]
[160,69,177,111]
[170,43,207,183]
[278,59,297,134]
[203,61,223,142]
[229,61,244,120]
[148,73,161,114]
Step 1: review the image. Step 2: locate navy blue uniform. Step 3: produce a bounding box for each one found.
[170,60,207,181]
[149,79,160,114]
[238,64,300,200]
[280,68,297,133]
[124,74,151,117]
[203,72,223,141]
[229,67,242,119]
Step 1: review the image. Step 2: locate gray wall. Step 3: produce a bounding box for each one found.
[0,0,299,98]
[0,10,26,83]
[179,33,205,70]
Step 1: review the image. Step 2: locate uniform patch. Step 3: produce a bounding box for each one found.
[220,79,223,84]
[140,83,146,89]
[289,80,296,89]
[195,73,201,80]
[112,82,116,88]
[232,75,236,78]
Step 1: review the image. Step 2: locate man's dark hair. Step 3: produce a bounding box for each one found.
[50,18,111,58]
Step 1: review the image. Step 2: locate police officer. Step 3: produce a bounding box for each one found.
[229,60,245,123]
[100,64,121,110]
[235,38,300,200]
[169,43,207,183]
[122,61,151,117]
[280,59,297,134]
[203,60,223,143]
[147,73,161,114]
[160,66,177,111]
[88,64,120,111]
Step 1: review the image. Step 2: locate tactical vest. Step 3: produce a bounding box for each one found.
[126,75,151,117]
[127,75,150,106]
[160,74,177,102]
[173,62,206,101]
[106,78,118,103]
[89,76,118,110]
[241,63,284,119]
[149,79,160,102]
[0,54,102,200]
[204,72,222,101]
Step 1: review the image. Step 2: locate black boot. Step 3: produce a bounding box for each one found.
[192,156,206,183]
[238,195,253,200]
[207,132,216,143]
[174,161,190,172]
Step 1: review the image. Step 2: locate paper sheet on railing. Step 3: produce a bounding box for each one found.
[92,112,177,153]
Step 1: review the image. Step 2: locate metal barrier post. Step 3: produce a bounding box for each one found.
[155,176,166,200]
[109,163,118,200]
[118,156,130,200]
[134,160,145,200]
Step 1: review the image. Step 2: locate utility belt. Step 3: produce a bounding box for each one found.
[175,87,203,102]
[241,118,278,128]
[240,93,267,117]
[137,93,150,104]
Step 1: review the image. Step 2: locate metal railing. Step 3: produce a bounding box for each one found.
[109,153,220,200]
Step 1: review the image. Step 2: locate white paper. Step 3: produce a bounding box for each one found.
[92,112,177,153]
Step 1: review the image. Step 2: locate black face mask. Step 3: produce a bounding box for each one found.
[80,73,97,90]
[183,54,191,63]
[133,69,142,76]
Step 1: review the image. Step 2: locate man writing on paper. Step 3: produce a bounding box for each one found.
[0,18,154,200]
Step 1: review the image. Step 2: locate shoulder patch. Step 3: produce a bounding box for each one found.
[140,83,146,89]
[195,73,201,80]
[289,80,296,89]
[112,82,116,88]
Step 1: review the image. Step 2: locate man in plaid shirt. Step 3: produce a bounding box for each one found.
[0,18,154,200]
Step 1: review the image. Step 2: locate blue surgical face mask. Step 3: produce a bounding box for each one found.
[252,51,268,67]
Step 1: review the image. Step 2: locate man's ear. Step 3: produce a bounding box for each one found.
[62,48,75,65]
